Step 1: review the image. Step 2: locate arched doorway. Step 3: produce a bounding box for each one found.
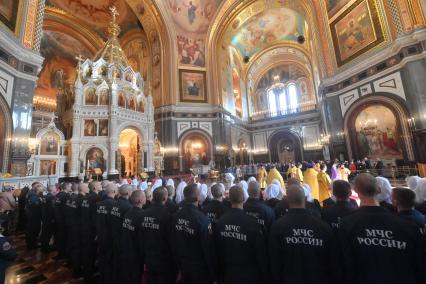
[118,128,141,177]
[0,98,11,173]
[236,139,249,165]
[180,131,212,172]
[269,130,303,163]
[345,97,414,162]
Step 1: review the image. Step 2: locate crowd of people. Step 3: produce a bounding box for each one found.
[0,161,425,284]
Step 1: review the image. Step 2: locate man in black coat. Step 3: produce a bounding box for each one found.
[95,183,116,284]
[322,180,358,231]
[269,184,334,284]
[140,187,176,284]
[215,185,268,284]
[120,190,145,284]
[339,173,425,284]
[25,184,44,250]
[170,184,216,284]
[243,181,275,234]
[40,185,56,253]
[203,183,229,223]
[53,182,71,260]
[110,184,132,283]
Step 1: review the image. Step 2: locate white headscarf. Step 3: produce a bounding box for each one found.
[265,184,280,200]
[151,179,163,191]
[247,176,256,183]
[138,180,148,191]
[224,173,235,190]
[131,178,138,186]
[239,180,249,202]
[166,178,175,188]
[406,176,421,191]
[376,177,392,204]
[175,181,187,204]
[415,178,426,203]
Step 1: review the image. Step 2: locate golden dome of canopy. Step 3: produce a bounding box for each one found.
[93,6,129,67]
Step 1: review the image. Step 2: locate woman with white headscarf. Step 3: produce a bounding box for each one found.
[415,178,426,215]
[265,183,281,208]
[166,178,175,189]
[272,179,285,199]
[199,183,209,206]
[239,180,249,202]
[247,176,257,183]
[151,179,163,192]
[302,183,321,217]
[376,176,395,213]
[175,179,187,204]
[406,176,421,191]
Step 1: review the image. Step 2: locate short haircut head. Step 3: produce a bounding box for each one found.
[119,184,131,197]
[130,190,145,206]
[153,187,168,204]
[287,178,301,186]
[88,181,96,191]
[287,185,305,207]
[184,183,199,203]
[61,182,71,191]
[229,185,244,204]
[71,183,79,192]
[47,185,56,193]
[393,187,415,209]
[332,180,351,200]
[354,173,378,197]
[105,183,117,196]
[247,181,260,198]
[211,183,224,199]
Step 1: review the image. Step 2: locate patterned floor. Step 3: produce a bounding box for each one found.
[5,233,98,284]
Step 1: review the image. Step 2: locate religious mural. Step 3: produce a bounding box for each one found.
[47,0,140,39]
[0,0,21,32]
[182,134,210,168]
[230,8,306,58]
[40,160,56,175]
[84,120,97,137]
[168,0,221,68]
[40,132,59,155]
[86,148,105,172]
[99,120,109,136]
[355,105,403,160]
[179,70,207,103]
[36,30,92,100]
[330,0,385,66]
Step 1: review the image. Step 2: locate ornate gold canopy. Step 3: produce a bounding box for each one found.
[93,6,129,67]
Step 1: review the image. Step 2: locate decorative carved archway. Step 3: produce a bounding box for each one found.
[0,95,12,173]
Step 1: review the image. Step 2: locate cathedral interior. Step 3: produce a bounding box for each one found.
[1,0,426,181]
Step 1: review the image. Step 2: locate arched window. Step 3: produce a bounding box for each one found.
[278,89,287,115]
[268,90,277,116]
[288,84,298,113]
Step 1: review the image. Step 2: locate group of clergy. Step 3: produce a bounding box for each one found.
[256,162,352,206]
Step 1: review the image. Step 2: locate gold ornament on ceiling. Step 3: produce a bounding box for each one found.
[93,6,130,67]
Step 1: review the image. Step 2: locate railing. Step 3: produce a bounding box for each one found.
[250,103,317,121]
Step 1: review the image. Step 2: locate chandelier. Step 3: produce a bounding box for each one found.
[268,75,286,96]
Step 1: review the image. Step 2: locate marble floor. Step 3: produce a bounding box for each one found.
[5,233,98,284]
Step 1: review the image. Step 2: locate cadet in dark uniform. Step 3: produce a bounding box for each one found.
[339,174,425,284]
[322,180,357,231]
[203,183,229,223]
[215,185,268,284]
[40,185,56,253]
[80,181,99,282]
[120,190,145,284]
[0,218,17,284]
[244,181,275,234]
[392,187,426,229]
[110,184,132,283]
[170,183,216,284]
[165,185,178,214]
[140,187,176,284]
[53,182,71,259]
[269,184,334,284]
[25,184,43,250]
[95,183,116,284]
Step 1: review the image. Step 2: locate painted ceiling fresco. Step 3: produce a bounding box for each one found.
[230,7,306,58]
[35,30,93,99]
[167,0,222,68]
[47,0,141,39]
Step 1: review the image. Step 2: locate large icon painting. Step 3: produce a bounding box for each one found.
[40,160,56,176]
[179,69,207,103]
[40,132,59,155]
[330,0,385,66]
[182,134,210,168]
[86,148,105,173]
[355,105,403,160]
[0,0,21,33]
